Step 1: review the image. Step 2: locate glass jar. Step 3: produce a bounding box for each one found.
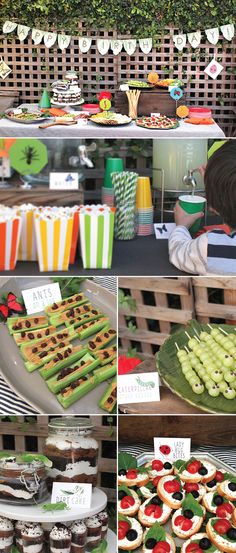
[44,417,99,489]
[0,457,48,505]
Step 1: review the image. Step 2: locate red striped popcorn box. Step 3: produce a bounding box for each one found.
[0,210,22,270]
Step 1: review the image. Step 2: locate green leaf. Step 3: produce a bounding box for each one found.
[118,452,137,471]
[144,522,166,545]
[18,454,52,467]
[11,547,21,553]
[173,457,197,473]
[182,494,204,517]
[118,484,134,497]
[91,539,108,553]
[118,514,131,525]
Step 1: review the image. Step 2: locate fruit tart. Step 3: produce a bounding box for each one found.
[118,485,141,516]
[157,475,185,509]
[118,515,143,550]
[145,459,173,480]
[183,482,206,503]
[118,467,149,487]
[206,517,236,552]
[171,494,205,538]
[204,470,226,492]
[202,491,234,518]
[143,521,176,553]
[138,493,172,526]
[174,458,216,484]
[181,532,221,553]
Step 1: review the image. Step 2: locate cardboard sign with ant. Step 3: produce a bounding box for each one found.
[154,223,176,239]
[154,438,191,462]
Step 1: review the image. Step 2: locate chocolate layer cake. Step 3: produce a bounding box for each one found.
[15,521,26,552]
[50,524,71,553]
[85,517,102,551]
[70,521,87,553]
[0,517,14,553]
[0,458,48,504]
[45,435,98,488]
[97,511,108,539]
[22,523,44,553]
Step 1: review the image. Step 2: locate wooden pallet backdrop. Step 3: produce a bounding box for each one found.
[0,415,116,503]
[0,23,235,135]
[118,277,236,356]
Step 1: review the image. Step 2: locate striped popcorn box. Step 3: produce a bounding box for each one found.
[15,204,38,261]
[69,206,80,265]
[34,211,74,272]
[0,211,22,270]
[79,204,115,269]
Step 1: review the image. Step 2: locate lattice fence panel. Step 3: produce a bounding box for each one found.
[0,23,236,135]
[192,277,236,324]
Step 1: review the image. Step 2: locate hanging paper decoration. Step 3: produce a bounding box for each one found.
[170,86,183,100]
[187,31,201,48]
[44,32,57,48]
[17,24,30,41]
[139,38,152,54]
[173,34,186,51]
[32,28,44,45]
[124,39,137,55]
[79,37,92,53]
[97,39,110,55]
[58,34,71,51]
[0,139,16,157]
[111,40,123,55]
[220,24,235,40]
[0,58,12,80]
[2,21,17,33]
[204,58,224,79]
[205,27,219,45]
[9,139,48,175]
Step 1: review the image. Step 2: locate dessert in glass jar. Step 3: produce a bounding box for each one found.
[44,418,99,489]
[0,456,48,504]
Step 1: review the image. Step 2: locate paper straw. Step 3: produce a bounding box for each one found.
[0,214,22,270]
[112,171,138,240]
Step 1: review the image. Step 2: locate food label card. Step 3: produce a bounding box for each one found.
[118,372,160,404]
[154,438,191,461]
[51,483,92,509]
[22,283,62,314]
[50,172,79,190]
[154,223,176,239]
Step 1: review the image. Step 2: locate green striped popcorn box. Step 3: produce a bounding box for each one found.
[79,205,115,269]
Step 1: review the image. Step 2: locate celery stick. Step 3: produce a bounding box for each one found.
[93,363,117,383]
[45,293,88,315]
[57,375,99,409]
[77,318,110,340]
[46,354,100,394]
[39,346,88,380]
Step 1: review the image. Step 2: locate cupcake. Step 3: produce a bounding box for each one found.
[85,517,102,550]
[0,517,14,552]
[70,521,87,553]
[97,511,108,539]
[15,521,26,552]
[21,523,44,553]
[50,524,71,553]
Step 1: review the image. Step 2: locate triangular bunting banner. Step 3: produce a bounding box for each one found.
[2,21,17,33]
[32,28,44,45]
[123,39,137,55]
[58,34,71,50]
[17,24,30,41]
[187,30,201,48]
[173,34,186,51]
[44,32,57,48]
[220,23,235,40]
[97,39,110,55]
[205,27,219,44]
[79,37,92,53]
[111,40,123,55]
[139,38,152,53]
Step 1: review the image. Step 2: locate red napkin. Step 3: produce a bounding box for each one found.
[195,224,231,237]
[118,355,142,375]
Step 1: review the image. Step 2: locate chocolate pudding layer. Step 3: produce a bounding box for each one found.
[70,521,87,551]
[0,459,48,504]
[0,516,14,552]
[22,524,44,553]
[45,435,98,488]
[50,525,71,553]
[85,517,102,551]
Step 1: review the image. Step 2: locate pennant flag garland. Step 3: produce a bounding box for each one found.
[79,37,92,53]
[220,23,235,40]
[123,39,137,55]
[2,21,17,33]
[139,38,152,53]
[17,24,30,41]
[187,30,201,48]
[44,32,57,48]
[32,28,44,45]
[96,39,110,55]
[205,27,219,45]
[173,34,186,51]
[111,40,123,55]
[58,34,71,51]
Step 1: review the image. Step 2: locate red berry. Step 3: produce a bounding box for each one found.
[216,504,234,518]
[144,505,156,516]
[213,519,231,535]
[118,521,130,532]
[120,495,135,509]
[153,541,171,553]
[152,459,164,471]
[160,445,171,455]
[187,462,199,474]
[186,544,203,553]
[154,506,163,518]
[153,476,162,486]
[118,527,127,540]
[184,483,199,492]
[126,469,137,479]
[215,471,225,483]
[181,519,193,531]
[164,479,180,493]
[175,515,186,526]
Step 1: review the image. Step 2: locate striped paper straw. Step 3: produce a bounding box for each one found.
[112,171,138,240]
[0,215,22,270]
[34,213,73,272]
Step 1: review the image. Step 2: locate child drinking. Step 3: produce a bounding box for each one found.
[169,140,236,274]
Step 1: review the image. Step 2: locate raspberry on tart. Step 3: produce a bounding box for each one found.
[138,494,172,527]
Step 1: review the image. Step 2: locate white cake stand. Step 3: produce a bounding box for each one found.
[0,488,107,522]
[51,98,85,107]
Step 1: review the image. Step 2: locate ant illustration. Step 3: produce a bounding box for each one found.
[20,146,39,165]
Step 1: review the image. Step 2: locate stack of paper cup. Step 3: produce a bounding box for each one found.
[14,203,38,261]
[79,204,115,269]
[101,187,115,208]
[34,208,74,272]
[0,207,22,270]
[136,176,154,236]
[102,158,123,209]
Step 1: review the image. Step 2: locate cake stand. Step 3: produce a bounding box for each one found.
[51,98,85,107]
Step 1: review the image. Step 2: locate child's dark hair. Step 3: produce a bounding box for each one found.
[204,140,236,229]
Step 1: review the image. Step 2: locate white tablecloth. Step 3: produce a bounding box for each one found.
[0,104,225,138]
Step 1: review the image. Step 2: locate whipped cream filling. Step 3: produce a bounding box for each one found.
[0,484,35,499]
[221,481,236,498]
[45,436,98,450]
[0,537,13,547]
[118,517,143,549]
[0,517,13,532]
[22,545,43,553]
[49,461,97,478]
[50,548,71,553]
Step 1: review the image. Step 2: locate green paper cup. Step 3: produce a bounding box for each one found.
[179,194,206,235]
[104,158,124,189]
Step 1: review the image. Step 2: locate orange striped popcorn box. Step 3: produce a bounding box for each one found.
[79,205,115,269]
[0,210,22,270]
[14,204,38,261]
[34,210,74,272]
[64,206,80,265]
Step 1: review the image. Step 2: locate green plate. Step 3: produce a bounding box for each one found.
[157,320,236,414]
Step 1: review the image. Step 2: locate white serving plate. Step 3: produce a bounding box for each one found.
[0,277,117,414]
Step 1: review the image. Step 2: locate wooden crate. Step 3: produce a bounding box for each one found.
[192,277,236,324]
[115,89,184,116]
[118,277,194,356]
[0,415,116,503]
[0,23,235,135]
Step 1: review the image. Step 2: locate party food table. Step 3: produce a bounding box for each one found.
[0,104,225,137]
